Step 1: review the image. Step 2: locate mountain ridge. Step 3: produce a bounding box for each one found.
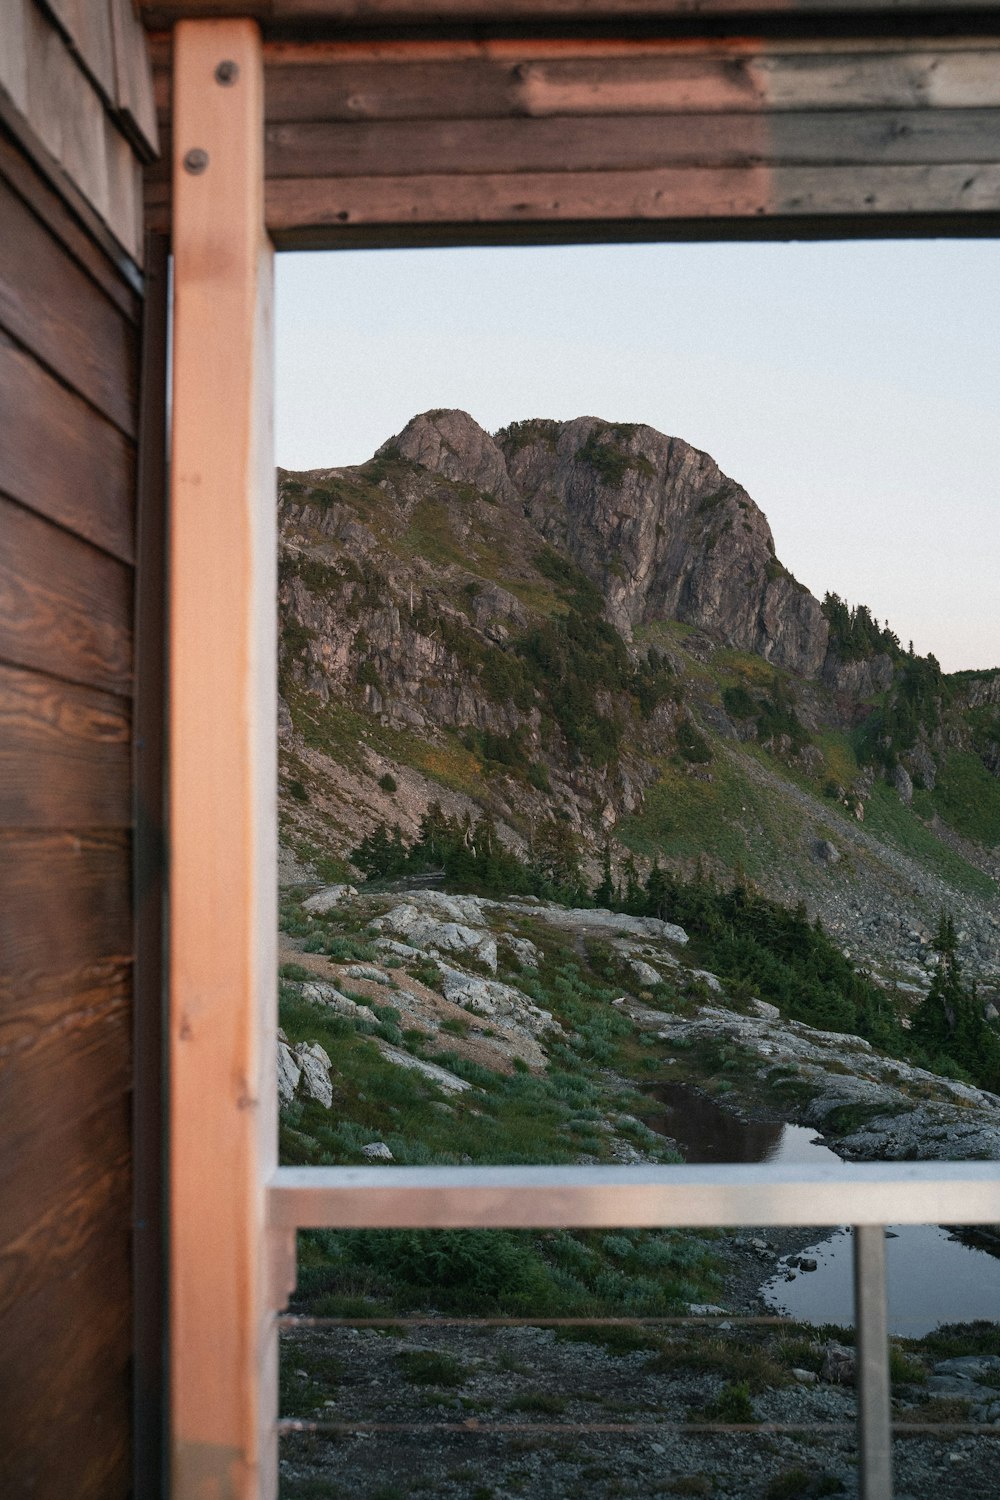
[277,408,1000,989]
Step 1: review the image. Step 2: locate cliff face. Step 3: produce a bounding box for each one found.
[389,410,829,676]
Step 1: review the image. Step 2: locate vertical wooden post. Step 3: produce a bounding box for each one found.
[169,20,277,1499]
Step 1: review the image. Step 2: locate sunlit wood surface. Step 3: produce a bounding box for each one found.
[169,18,279,1499]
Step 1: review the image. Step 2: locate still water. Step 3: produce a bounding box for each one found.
[648,1081,1000,1336]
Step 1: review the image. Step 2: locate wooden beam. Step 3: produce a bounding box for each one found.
[263,161,1000,233]
[265,109,1000,177]
[137,0,1000,31]
[169,19,278,1500]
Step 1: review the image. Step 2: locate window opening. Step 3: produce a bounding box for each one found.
[271,241,1000,1500]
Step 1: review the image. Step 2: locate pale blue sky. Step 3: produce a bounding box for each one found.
[275,242,1000,674]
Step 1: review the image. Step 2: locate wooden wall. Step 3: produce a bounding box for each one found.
[0,3,158,1496]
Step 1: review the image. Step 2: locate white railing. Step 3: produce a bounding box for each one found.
[269,1160,1000,1500]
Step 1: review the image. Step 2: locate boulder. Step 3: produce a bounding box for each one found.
[302,883,358,914]
[301,981,378,1025]
[629,958,664,987]
[293,1042,333,1108]
[820,1341,856,1386]
[374,1040,472,1094]
[360,1141,394,1161]
[438,965,559,1038]
[374,903,498,971]
[277,1040,301,1107]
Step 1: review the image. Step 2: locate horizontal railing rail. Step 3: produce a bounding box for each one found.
[269,1160,1000,1500]
[269,1159,1000,1229]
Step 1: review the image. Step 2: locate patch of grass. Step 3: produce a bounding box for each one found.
[928,749,1000,848]
[397,1349,468,1387]
[279,1340,345,1419]
[699,1380,755,1423]
[554,1322,664,1356]
[911,1396,973,1423]
[648,1336,786,1393]
[507,1390,568,1415]
[862,781,996,899]
[918,1321,1000,1361]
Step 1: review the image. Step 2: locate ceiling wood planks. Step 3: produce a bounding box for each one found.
[147,29,1000,244]
[138,0,1000,28]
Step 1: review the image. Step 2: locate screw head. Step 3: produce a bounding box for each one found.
[183,148,209,175]
[215,59,239,85]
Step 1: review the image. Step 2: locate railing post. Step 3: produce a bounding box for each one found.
[854,1224,893,1500]
[169,18,276,1499]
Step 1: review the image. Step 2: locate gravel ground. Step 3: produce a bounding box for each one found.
[278,1239,1000,1499]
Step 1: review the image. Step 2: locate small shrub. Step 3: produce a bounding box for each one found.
[507,1391,567,1415]
[279,962,311,982]
[397,1349,468,1387]
[378,772,397,793]
[702,1380,755,1424]
[287,778,309,803]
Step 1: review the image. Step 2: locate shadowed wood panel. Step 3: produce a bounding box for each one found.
[0,331,135,562]
[0,663,131,828]
[0,173,139,433]
[0,1102,131,1314]
[42,0,117,105]
[0,829,131,1004]
[264,160,1000,232]
[0,1211,131,1500]
[138,0,1000,27]
[0,0,143,262]
[0,497,133,695]
[266,108,1000,177]
[0,130,141,320]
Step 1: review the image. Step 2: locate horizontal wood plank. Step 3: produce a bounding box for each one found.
[0,129,141,320]
[0,663,131,829]
[266,107,1000,178]
[262,45,1000,124]
[0,829,132,1006]
[0,164,139,432]
[0,0,143,261]
[265,160,1000,231]
[41,0,118,107]
[0,1038,131,1272]
[0,498,133,695]
[0,331,135,562]
[0,1218,131,1500]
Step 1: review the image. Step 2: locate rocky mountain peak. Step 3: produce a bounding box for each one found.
[382,408,518,506]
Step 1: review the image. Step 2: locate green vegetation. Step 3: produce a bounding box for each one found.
[925,749,1000,847]
[822,592,902,662]
[910,913,1000,1092]
[722,682,811,754]
[350,803,587,903]
[500,417,560,453]
[860,781,996,899]
[579,425,655,486]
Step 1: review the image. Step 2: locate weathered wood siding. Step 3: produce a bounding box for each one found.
[0,3,156,1495]
[146,26,1000,246]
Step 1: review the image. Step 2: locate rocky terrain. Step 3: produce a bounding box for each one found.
[274,409,1000,1496]
[277,408,1000,984]
[276,884,1000,1499]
